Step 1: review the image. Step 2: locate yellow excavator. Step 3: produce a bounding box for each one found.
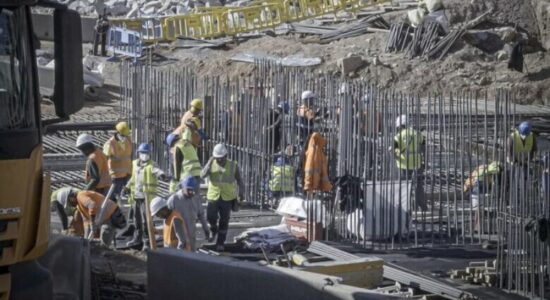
[0,1,83,299]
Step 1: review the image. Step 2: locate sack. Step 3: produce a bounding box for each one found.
[425,0,444,13]
[110,207,127,229]
[408,8,427,28]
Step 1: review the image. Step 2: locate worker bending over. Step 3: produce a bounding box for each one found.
[150,197,190,250]
[167,176,211,251]
[125,143,167,249]
[507,121,537,165]
[201,144,245,251]
[51,187,80,234]
[76,133,112,194]
[63,189,126,247]
[392,115,426,210]
[103,121,133,202]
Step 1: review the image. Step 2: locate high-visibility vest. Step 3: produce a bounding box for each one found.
[464,163,500,192]
[163,210,192,251]
[128,159,159,202]
[105,136,133,178]
[86,149,112,189]
[175,140,201,178]
[207,160,238,201]
[269,165,295,192]
[76,190,117,225]
[394,128,423,170]
[511,130,534,162]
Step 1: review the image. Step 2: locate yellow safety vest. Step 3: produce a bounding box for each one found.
[269,165,295,192]
[105,136,133,178]
[128,159,159,203]
[207,160,238,201]
[394,128,423,170]
[175,140,202,179]
[511,130,534,163]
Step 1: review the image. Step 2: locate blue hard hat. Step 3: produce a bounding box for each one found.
[275,156,287,166]
[165,133,180,147]
[180,176,198,190]
[137,143,151,153]
[278,101,290,114]
[518,121,532,136]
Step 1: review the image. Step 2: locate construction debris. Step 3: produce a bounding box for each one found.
[234,224,297,252]
[450,261,497,287]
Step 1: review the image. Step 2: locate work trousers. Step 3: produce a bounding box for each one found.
[133,198,149,245]
[111,175,130,203]
[400,169,426,211]
[206,200,233,246]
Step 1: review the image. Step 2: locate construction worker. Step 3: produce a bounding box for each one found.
[50,187,80,234]
[167,176,211,251]
[150,197,190,250]
[507,121,537,165]
[166,130,202,193]
[176,98,203,135]
[201,143,245,251]
[464,161,503,231]
[125,143,167,249]
[103,121,133,202]
[76,133,112,195]
[174,116,207,149]
[269,156,295,204]
[64,189,127,247]
[166,133,182,193]
[297,91,318,146]
[391,115,426,210]
[265,101,290,154]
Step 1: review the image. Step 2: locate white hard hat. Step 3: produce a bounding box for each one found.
[57,188,72,208]
[150,197,167,216]
[76,133,94,148]
[395,114,407,128]
[212,143,228,158]
[301,90,315,100]
[338,83,347,95]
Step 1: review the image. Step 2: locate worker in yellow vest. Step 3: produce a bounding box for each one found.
[269,157,295,205]
[76,133,112,195]
[391,115,426,210]
[201,143,245,251]
[50,187,80,234]
[166,130,202,193]
[103,121,133,202]
[507,121,537,165]
[125,143,167,249]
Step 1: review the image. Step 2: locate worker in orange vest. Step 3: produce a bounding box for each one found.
[62,190,126,247]
[76,133,112,195]
[150,196,191,251]
[103,121,133,202]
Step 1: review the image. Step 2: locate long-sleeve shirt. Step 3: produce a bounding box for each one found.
[200,158,245,196]
[167,190,210,251]
[85,160,100,191]
[132,160,165,199]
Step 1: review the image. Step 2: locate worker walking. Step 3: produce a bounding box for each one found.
[125,143,167,249]
[103,121,133,202]
[63,189,126,247]
[392,115,426,211]
[150,197,191,250]
[507,121,537,165]
[167,176,211,251]
[50,187,80,235]
[76,133,112,195]
[201,144,245,251]
[166,130,202,193]
[269,156,295,205]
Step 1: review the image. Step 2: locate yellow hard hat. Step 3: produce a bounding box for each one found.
[186,116,201,129]
[116,122,130,136]
[191,99,203,111]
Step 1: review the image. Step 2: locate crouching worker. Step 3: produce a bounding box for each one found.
[167,176,211,251]
[63,190,126,247]
[51,187,81,235]
[150,197,191,251]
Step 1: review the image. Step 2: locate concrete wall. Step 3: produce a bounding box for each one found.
[32,13,97,43]
[148,249,402,300]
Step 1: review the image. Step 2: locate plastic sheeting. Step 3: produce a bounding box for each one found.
[235,224,296,251]
[276,196,324,221]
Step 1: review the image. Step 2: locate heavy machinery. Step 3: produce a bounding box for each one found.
[0,1,83,299]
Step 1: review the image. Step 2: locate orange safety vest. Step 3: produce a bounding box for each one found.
[303,132,332,192]
[107,136,133,178]
[163,210,192,251]
[76,190,117,225]
[85,149,112,189]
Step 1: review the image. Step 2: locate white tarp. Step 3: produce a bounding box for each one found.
[276,196,324,221]
[346,181,411,240]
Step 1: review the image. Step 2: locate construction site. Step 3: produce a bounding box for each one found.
[2,0,550,299]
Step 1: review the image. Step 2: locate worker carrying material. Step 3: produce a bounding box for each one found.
[170,128,203,193]
[201,143,245,251]
[63,190,126,247]
[174,99,207,142]
[269,156,295,202]
[507,121,537,165]
[391,115,426,210]
[50,187,81,234]
[303,132,332,193]
[103,121,133,202]
[125,143,167,249]
[150,196,191,250]
[76,133,112,194]
[167,176,211,251]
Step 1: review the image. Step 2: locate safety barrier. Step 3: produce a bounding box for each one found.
[108,0,389,42]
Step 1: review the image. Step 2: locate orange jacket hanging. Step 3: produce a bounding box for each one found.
[303,132,332,192]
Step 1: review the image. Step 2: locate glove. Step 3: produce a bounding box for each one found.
[198,129,209,140]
